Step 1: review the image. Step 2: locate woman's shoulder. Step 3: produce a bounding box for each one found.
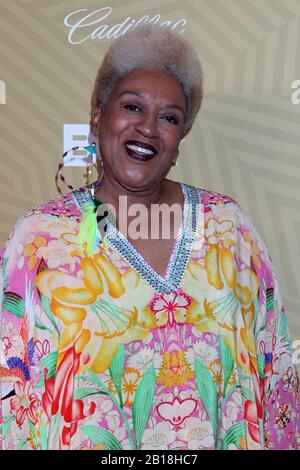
[192,184,273,271]
[185,183,239,212]
[22,188,84,221]
[0,188,85,260]
[197,186,238,209]
[190,184,269,250]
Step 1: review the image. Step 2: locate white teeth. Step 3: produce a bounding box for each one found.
[126,144,155,155]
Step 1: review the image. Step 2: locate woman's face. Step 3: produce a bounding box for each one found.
[91,68,187,192]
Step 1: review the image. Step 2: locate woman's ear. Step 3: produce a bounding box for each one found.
[90,105,102,136]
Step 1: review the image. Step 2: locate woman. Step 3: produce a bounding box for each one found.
[0,23,299,450]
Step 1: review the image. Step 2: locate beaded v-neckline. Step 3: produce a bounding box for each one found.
[71,182,202,294]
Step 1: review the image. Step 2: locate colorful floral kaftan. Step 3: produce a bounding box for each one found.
[1,183,299,450]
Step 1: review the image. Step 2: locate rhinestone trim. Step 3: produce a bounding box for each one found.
[71,183,203,294]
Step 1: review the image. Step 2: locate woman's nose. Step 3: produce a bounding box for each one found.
[135,111,159,137]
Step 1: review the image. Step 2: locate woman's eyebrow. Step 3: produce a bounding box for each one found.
[117,90,185,115]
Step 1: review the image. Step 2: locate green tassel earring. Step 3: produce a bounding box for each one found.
[77,140,105,256]
[79,200,98,257]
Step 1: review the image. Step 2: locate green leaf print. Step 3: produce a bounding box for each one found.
[278,310,288,338]
[109,344,125,408]
[40,417,48,450]
[40,294,60,335]
[48,413,61,450]
[1,257,9,291]
[1,415,16,439]
[257,354,265,380]
[82,425,124,450]
[220,336,234,396]
[16,438,30,450]
[194,359,218,442]
[28,421,38,448]
[132,364,156,449]
[266,287,274,312]
[80,370,136,450]
[253,293,262,335]
[34,316,54,334]
[220,383,241,418]
[221,422,247,450]
[241,386,255,402]
[75,374,105,387]
[74,387,107,400]
[41,351,58,379]
[35,371,45,389]
[2,292,24,318]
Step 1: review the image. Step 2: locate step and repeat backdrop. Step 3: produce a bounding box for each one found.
[0,0,300,368]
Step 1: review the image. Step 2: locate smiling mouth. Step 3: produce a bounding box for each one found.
[124,142,157,162]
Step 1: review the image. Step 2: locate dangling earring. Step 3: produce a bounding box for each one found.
[55,140,104,197]
[93,149,104,197]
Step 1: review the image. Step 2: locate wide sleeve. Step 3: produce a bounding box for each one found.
[261,260,300,449]
[0,215,56,450]
[235,203,300,450]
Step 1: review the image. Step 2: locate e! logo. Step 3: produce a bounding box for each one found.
[63,124,94,166]
[0,80,6,104]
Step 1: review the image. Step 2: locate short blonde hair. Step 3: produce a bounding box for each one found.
[90,23,203,134]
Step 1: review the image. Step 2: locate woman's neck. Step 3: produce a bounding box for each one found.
[94,176,175,210]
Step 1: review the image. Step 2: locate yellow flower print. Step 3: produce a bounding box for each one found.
[209,359,224,394]
[205,216,235,248]
[108,367,141,406]
[36,239,81,269]
[36,256,155,374]
[241,229,261,271]
[228,436,247,450]
[38,218,78,239]
[228,369,237,387]
[17,234,47,271]
[185,245,259,365]
[240,325,258,372]
[157,351,194,387]
[62,232,111,258]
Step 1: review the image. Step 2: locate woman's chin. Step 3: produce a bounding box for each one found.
[117,164,154,186]
[115,171,157,192]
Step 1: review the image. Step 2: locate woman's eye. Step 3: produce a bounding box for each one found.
[163,115,178,125]
[124,104,140,112]
[124,104,178,125]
